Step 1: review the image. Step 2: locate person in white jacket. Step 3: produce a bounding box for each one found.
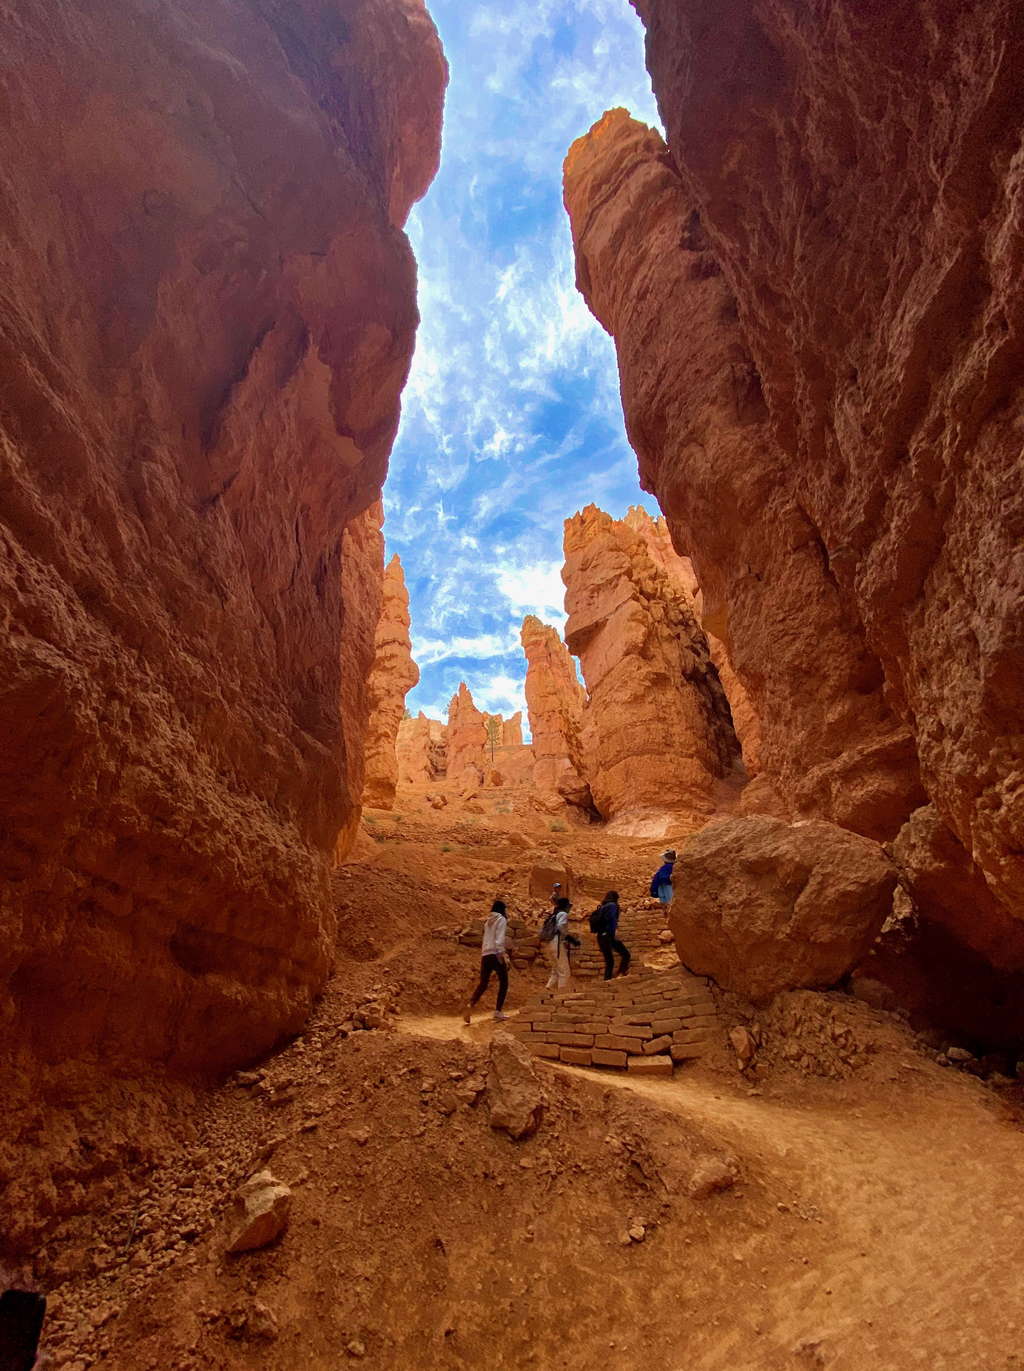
[463,899,510,1023]
[545,897,574,990]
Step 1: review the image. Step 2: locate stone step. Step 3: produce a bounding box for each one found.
[512,965,718,1073]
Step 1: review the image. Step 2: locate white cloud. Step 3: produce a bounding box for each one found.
[384,0,662,718]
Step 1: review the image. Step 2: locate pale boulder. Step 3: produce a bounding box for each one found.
[225,1171,292,1255]
[670,817,896,1001]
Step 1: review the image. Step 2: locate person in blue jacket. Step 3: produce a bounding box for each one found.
[650,849,676,904]
[593,890,630,981]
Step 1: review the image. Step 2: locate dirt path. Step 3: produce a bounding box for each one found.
[400,1012,1024,1370]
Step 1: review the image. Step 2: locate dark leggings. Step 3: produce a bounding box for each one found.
[470,954,508,1010]
[597,933,630,980]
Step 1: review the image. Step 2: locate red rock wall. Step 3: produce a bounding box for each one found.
[562,504,738,832]
[0,0,446,1075]
[564,111,924,842]
[361,550,420,810]
[624,505,763,777]
[581,0,1024,963]
[520,613,591,806]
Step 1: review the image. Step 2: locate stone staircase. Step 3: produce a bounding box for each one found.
[509,965,719,1074]
[565,898,674,979]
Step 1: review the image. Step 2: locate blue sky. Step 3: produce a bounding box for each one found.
[383,0,662,731]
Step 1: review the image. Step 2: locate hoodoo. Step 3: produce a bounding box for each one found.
[361,552,420,810]
[520,614,591,807]
[0,0,447,1079]
[562,504,738,834]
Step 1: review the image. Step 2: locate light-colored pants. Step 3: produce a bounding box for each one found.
[657,883,673,905]
[545,940,571,989]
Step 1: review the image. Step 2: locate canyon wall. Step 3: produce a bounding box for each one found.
[625,505,763,778]
[361,552,419,810]
[397,712,446,784]
[564,110,923,843]
[0,0,447,1077]
[562,505,738,833]
[568,1,1024,966]
[520,614,591,806]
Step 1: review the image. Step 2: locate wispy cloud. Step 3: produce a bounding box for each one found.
[383,0,663,719]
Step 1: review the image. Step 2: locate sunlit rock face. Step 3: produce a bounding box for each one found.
[624,506,762,779]
[520,614,591,808]
[361,552,419,811]
[571,0,1024,964]
[562,504,738,834]
[563,110,924,845]
[0,0,446,1076]
[397,711,446,785]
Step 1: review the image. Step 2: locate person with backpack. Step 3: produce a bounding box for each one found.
[463,899,511,1024]
[541,896,576,990]
[590,890,630,980]
[650,849,676,904]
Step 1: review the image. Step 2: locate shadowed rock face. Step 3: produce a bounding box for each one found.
[0,0,446,1075]
[562,504,738,833]
[627,0,1024,964]
[563,110,924,843]
[362,551,419,810]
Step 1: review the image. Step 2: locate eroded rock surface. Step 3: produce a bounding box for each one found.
[362,552,419,810]
[521,615,591,807]
[397,711,446,785]
[669,816,897,1001]
[604,5,1024,960]
[625,506,762,778]
[564,110,923,842]
[0,0,446,1076]
[562,504,737,832]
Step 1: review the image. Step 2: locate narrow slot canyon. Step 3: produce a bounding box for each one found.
[2,3,1023,1370]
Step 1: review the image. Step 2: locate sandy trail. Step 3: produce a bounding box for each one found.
[400,1013,1024,1370]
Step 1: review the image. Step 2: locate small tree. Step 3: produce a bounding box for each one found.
[484,714,501,763]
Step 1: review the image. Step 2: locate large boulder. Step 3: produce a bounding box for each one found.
[670,817,897,1001]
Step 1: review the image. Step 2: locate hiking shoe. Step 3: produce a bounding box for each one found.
[493,1010,509,1022]
[462,1006,472,1025]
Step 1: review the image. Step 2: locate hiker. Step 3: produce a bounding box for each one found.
[541,895,576,990]
[463,899,510,1024]
[590,890,630,981]
[650,849,676,904]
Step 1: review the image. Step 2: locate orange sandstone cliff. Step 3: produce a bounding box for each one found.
[520,614,591,807]
[562,505,738,834]
[569,0,1024,967]
[361,551,420,810]
[564,111,923,843]
[624,505,763,780]
[0,0,447,1078]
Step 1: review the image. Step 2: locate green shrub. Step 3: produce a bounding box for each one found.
[549,820,566,832]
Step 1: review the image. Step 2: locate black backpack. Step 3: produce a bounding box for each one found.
[589,904,609,936]
[541,911,560,943]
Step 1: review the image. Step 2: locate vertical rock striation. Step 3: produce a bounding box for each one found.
[0,0,447,1076]
[520,614,591,807]
[361,551,419,810]
[564,110,923,842]
[562,505,738,833]
[397,712,446,785]
[625,506,763,778]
